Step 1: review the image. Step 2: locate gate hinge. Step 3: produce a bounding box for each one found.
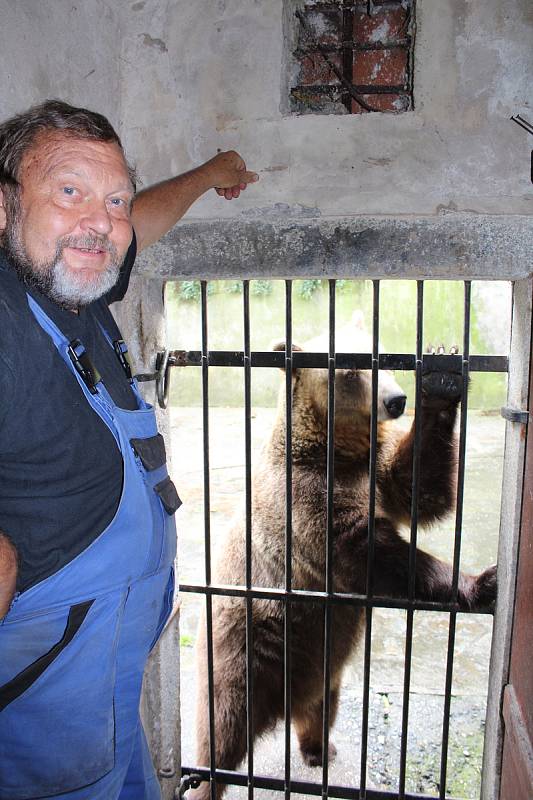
[501,406,530,424]
[175,773,202,799]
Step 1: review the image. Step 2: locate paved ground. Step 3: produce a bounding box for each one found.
[171,408,503,799]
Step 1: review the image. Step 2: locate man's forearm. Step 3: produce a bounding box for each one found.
[0,532,18,619]
[131,150,258,252]
[131,166,213,252]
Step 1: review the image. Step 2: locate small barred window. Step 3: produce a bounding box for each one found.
[290,1,416,115]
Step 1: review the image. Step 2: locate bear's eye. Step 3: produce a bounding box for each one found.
[345,370,358,382]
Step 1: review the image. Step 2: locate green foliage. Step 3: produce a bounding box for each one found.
[251,280,273,296]
[297,279,322,299]
[178,281,201,301]
[180,634,195,648]
[225,281,243,295]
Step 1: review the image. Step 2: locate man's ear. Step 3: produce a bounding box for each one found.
[0,187,7,236]
[272,341,303,373]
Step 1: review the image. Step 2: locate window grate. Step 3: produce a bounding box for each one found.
[290,0,416,115]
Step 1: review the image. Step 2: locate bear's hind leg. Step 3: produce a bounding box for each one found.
[293,688,339,767]
[193,671,249,800]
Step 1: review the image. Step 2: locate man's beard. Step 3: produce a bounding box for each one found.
[4,204,123,310]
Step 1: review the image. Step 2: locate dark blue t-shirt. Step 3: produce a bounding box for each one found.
[0,237,138,592]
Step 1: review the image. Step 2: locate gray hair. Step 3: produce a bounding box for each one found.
[0,99,137,191]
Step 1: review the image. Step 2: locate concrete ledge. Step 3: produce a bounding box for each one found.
[136,214,533,282]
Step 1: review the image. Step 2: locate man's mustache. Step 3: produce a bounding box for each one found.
[56,235,118,260]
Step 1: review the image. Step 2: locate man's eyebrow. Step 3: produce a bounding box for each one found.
[49,169,134,194]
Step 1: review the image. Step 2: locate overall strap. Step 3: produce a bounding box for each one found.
[26,294,120,445]
[96,320,148,409]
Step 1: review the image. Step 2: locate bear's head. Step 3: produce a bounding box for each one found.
[272,312,407,459]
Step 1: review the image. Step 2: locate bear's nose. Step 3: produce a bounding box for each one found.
[384,394,407,419]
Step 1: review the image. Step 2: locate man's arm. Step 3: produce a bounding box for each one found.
[0,532,17,619]
[131,150,259,252]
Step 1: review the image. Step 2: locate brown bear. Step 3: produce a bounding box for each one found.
[191,316,496,799]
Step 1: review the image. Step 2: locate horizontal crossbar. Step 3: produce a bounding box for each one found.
[167,350,508,372]
[181,765,454,800]
[178,582,494,615]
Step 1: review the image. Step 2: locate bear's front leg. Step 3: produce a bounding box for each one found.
[379,353,463,526]
[350,518,497,612]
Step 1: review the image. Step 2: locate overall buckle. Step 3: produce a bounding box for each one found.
[67,339,101,395]
[113,339,134,383]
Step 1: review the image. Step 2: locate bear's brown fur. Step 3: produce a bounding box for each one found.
[192,320,496,798]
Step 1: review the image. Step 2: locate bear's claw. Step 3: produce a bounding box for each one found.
[422,347,463,406]
[472,564,497,611]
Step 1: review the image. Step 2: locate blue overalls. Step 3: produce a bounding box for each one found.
[0,295,178,799]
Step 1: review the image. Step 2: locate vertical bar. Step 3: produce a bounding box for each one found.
[200,281,217,800]
[321,280,336,799]
[341,1,354,113]
[406,0,415,110]
[284,280,293,800]
[243,281,254,800]
[359,279,380,797]
[398,281,424,798]
[439,281,471,798]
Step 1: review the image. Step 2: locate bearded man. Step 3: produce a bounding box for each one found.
[0,100,258,800]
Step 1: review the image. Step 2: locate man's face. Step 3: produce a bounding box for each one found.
[0,131,135,308]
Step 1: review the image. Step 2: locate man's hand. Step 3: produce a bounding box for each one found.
[131,150,259,251]
[201,150,259,200]
[0,533,17,620]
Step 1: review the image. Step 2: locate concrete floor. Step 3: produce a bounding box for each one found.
[172,408,503,799]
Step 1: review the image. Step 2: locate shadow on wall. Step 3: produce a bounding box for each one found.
[165,279,511,410]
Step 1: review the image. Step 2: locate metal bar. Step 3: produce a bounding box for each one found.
[178,582,494,615]
[200,281,217,800]
[360,279,380,796]
[398,281,424,798]
[439,281,471,798]
[180,765,451,800]
[322,280,337,798]
[301,0,414,12]
[284,280,293,800]
[511,114,533,136]
[500,405,529,424]
[405,0,416,111]
[341,2,355,112]
[295,41,410,55]
[243,281,254,800]
[292,84,409,95]
[164,350,508,373]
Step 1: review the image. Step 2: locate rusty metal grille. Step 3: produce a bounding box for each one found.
[290,1,416,115]
[176,278,505,800]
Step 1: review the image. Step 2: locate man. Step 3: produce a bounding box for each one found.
[0,100,258,800]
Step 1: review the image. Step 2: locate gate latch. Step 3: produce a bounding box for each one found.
[501,406,530,424]
[135,350,188,409]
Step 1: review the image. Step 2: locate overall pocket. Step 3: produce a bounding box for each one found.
[130,434,182,515]
[149,566,176,651]
[0,589,126,799]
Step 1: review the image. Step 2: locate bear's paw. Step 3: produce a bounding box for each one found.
[422,346,463,408]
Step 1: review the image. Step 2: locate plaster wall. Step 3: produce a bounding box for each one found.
[118,0,533,218]
[0,1,123,130]
[1,1,531,220]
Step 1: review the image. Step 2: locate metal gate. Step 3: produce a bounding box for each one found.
[163,277,513,800]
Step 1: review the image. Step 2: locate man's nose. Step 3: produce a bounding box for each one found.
[80,202,113,235]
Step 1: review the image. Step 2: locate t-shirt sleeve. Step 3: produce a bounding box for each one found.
[105,229,137,305]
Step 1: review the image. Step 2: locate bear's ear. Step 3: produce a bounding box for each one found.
[272,341,303,372]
